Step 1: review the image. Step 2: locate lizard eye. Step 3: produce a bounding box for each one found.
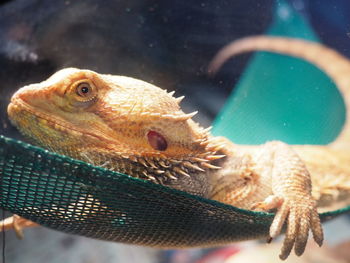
[68,80,97,108]
[147,130,168,151]
[76,82,92,97]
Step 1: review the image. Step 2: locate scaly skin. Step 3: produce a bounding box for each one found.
[2,36,350,260]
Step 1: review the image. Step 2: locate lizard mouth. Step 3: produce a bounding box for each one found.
[8,97,110,144]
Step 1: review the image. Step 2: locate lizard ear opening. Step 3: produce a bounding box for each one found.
[147,130,168,151]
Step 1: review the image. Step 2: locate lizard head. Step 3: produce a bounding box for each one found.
[8,68,225,188]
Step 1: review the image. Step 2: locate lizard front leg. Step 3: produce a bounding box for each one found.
[0,215,38,238]
[253,141,323,260]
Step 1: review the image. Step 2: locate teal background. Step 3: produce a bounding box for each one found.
[212,0,346,145]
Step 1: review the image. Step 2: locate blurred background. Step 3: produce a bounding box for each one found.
[1,0,350,262]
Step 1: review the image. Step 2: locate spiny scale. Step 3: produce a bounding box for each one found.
[175,96,185,104]
[137,111,198,121]
[168,91,175,96]
[165,171,177,180]
[201,163,221,170]
[206,155,226,160]
[161,111,198,121]
[183,161,205,172]
[116,147,226,184]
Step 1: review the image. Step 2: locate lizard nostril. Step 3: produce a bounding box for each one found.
[147,130,168,151]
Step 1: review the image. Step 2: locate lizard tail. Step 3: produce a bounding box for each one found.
[208,36,350,149]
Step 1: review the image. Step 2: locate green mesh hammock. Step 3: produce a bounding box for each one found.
[1,0,350,247]
[0,135,348,247]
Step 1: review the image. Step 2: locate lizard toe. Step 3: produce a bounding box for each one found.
[279,203,298,260]
[310,207,324,247]
[294,206,310,256]
[251,195,283,211]
[269,200,289,239]
[294,199,323,256]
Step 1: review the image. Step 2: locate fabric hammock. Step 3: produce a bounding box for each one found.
[0,135,348,247]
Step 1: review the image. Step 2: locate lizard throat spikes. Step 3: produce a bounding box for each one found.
[118,135,225,184]
[85,148,225,185]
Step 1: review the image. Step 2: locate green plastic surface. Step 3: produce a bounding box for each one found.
[212,0,346,145]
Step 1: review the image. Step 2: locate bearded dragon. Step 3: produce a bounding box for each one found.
[2,36,350,260]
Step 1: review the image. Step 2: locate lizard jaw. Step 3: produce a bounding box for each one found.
[8,98,111,146]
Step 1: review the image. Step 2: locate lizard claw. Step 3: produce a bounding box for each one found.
[253,195,323,260]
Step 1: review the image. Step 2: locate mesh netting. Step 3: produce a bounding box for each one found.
[0,135,349,247]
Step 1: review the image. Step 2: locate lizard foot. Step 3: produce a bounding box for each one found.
[0,215,38,239]
[252,194,324,260]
